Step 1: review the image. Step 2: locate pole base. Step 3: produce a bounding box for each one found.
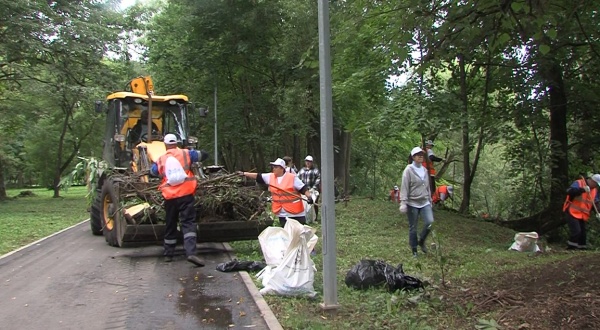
[319,302,341,313]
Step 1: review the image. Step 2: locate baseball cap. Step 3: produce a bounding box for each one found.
[410,147,424,156]
[269,158,286,168]
[305,155,313,162]
[592,174,600,185]
[163,134,178,144]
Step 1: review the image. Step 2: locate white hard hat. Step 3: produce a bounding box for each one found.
[411,147,424,156]
[269,158,286,168]
[592,174,600,185]
[163,134,178,144]
[305,155,313,161]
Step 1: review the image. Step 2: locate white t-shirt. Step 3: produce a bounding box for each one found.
[261,173,306,217]
[410,163,427,180]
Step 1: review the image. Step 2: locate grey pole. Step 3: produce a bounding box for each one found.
[214,82,218,165]
[318,0,339,312]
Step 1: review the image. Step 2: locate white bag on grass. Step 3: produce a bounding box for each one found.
[258,227,290,266]
[258,222,317,297]
[258,218,318,266]
[509,232,541,252]
[305,189,319,224]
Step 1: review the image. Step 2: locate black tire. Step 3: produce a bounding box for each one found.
[101,178,125,247]
[90,189,103,235]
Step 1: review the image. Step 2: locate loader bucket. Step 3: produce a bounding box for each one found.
[117,220,274,245]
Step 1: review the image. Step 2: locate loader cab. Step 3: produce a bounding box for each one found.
[100,92,196,169]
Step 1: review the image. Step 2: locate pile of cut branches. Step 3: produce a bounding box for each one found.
[195,173,269,223]
[112,171,269,223]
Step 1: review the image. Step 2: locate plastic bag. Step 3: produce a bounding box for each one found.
[384,264,424,292]
[345,260,423,291]
[258,219,318,266]
[258,219,317,297]
[164,156,187,186]
[305,189,319,224]
[509,232,541,252]
[216,259,266,272]
[344,260,394,290]
[258,227,290,266]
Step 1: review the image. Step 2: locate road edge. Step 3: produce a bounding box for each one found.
[222,242,284,330]
[0,219,90,260]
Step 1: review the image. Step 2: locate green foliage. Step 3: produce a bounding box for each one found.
[0,0,127,193]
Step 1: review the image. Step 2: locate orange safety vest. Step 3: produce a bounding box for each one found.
[432,185,449,204]
[390,190,400,203]
[156,148,197,200]
[563,179,597,221]
[270,172,304,215]
[424,147,436,176]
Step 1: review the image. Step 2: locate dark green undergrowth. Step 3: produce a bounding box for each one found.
[0,187,89,255]
[231,199,581,329]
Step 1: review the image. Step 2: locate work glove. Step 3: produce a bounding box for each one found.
[236,171,244,177]
[583,186,591,193]
[399,203,408,214]
[307,197,314,204]
[596,213,600,221]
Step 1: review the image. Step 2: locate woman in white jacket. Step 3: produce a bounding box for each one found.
[400,147,434,258]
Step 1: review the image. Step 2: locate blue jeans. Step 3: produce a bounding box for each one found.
[406,204,434,251]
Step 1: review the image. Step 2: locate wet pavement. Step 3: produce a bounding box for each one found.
[0,222,270,330]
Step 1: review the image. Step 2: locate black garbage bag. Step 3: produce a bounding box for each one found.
[345,259,395,289]
[216,259,266,272]
[384,263,424,292]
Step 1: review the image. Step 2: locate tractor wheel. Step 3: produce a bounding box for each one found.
[101,178,126,247]
[90,189,103,235]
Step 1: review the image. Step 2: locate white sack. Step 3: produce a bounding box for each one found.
[258,219,317,297]
[258,218,318,266]
[509,232,541,252]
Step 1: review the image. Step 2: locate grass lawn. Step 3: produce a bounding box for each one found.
[231,199,580,330]
[0,186,89,255]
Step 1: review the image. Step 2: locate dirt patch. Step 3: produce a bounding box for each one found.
[446,253,600,329]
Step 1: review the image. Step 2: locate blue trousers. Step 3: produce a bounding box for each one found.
[406,204,434,251]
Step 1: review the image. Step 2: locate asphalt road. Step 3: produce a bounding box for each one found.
[0,221,269,330]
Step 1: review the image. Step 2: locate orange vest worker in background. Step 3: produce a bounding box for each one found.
[563,175,600,250]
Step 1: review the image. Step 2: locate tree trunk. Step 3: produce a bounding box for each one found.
[496,60,570,234]
[0,156,7,200]
[458,55,472,214]
[53,106,71,198]
[333,125,351,195]
[546,62,569,212]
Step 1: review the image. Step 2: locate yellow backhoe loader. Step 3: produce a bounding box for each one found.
[90,77,271,247]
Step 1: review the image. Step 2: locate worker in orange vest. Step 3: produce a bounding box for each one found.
[563,174,600,250]
[423,140,444,196]
[389,185,401,203]
[432,185,454,205]
[239,158,313,228]
[151,134,209,266]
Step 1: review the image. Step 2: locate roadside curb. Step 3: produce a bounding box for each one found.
[223,242,283,330]
[0,218,89,260]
